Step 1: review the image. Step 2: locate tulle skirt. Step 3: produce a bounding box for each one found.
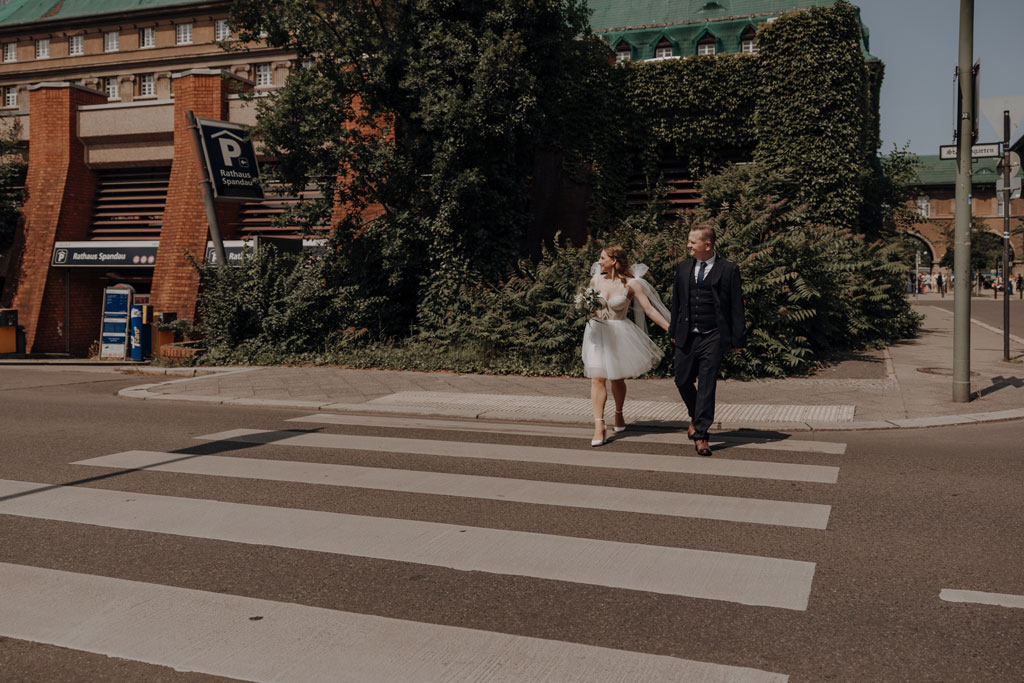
[582,318,664,380]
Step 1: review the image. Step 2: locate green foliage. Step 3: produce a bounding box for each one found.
[702,165,920,377]
[196,1,915,377]
[228,0,594,331]
[0,116,26,261]
[622,54,760,179]
[195,164,919,378]
[753,0,873,233]
[939,220,1015,272]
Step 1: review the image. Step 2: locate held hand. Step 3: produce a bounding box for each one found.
[731,348,741,355]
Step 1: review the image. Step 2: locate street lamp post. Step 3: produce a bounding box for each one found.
[952,0,974,403]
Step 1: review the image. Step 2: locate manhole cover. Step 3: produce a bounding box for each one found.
[916,367,980,377]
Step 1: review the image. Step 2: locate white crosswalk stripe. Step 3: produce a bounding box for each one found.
[74,451,831,528]
[1,414,846,681]
[196,428,841,483]
[0,478,815,608]
[0,562,788,683]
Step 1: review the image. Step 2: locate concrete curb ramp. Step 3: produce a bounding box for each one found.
[116,374,1024,432]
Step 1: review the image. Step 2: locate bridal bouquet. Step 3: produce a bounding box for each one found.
[573,287,602,314]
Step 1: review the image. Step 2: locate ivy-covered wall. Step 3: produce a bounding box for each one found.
[572,0,884,236]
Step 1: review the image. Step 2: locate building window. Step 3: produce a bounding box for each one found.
[138,73,155,97]
[615,43,631,64]
[916,196,930,218]
[104,31,119,52]
[69,35,84,56]
[654,39,673,59]
[176,23,193,45]
[215,20,232,42]
[740,28,758,54]
[139,27,155,48]
[35,38,49,59]
[3,43,16,63]
[997,193,1005,217]
[697,36,716,56]
[105,76,120,100]
[255,63,272,87]
[4,86,17,109]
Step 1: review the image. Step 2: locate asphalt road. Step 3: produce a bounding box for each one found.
[1,367,1022,682]
[922,295,1024,339]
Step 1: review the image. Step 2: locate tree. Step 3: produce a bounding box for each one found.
[227,0,597,333]
[939,220,1009,272]
[0,116,26,268]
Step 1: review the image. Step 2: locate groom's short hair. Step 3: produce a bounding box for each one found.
[689,224,715,245]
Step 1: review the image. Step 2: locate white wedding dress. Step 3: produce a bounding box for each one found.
[581,263,670,380]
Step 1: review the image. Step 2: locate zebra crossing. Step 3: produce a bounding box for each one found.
[0,412,847,682]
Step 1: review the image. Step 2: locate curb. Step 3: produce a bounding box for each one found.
[116,380,1024,432]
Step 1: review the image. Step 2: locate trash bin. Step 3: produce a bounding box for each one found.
[0,309,16,354]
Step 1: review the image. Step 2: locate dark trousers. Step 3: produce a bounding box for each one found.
[674,330,724,440]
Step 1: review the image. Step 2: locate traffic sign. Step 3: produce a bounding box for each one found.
[938,143,1002,160]
[996,151,1021,176]
[194,117,264,201]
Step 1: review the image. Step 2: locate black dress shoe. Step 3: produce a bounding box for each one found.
[694,439,712,457]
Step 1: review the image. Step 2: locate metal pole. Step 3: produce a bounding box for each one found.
[185,110,227,268]
[1003,110,1011,361]
[952,0,974,402]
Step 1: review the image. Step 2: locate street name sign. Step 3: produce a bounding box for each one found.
[938,143,1001,160]
[194,117,264,201]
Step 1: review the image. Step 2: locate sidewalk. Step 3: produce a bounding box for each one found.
[75,301,1024,431]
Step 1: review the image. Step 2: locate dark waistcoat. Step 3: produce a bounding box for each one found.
[689,276,717,332]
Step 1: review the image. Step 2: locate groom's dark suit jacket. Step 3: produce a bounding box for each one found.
[669,257,747,351]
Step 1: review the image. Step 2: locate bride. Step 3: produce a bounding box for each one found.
[582,245,671,446]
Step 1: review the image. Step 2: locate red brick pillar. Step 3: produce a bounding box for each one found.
[150,70,247,321]
[3,83,106,353]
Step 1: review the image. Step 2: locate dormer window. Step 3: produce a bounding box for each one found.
[615,42,631,64]
[655,38,673,59]
[740,28,758,54]
[697,35,716,56]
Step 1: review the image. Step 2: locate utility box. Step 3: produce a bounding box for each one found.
[0,309,16,354]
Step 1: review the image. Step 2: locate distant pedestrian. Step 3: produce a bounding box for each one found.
[581,245,671,447]
[936,273,945,298]
[669,225,746,457]
[1017,274,1023,299]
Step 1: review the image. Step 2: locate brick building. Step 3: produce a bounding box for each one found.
[2,0,883,355]
[0,0,300,354]
[904,155,1023,275]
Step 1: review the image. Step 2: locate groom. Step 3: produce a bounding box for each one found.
[669,224,746,456]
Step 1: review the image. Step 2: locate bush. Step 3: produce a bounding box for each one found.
[194,165,919,377]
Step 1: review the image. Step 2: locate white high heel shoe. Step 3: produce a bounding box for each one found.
[612,409,627,433]
[591,418,606,447]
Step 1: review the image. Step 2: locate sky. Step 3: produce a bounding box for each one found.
[855,0,1024,156]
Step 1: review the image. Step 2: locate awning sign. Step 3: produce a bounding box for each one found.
[52,241,159,267]
[195,117,264,201]
[204,239,326,265]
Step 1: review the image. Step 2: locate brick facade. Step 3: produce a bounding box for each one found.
[2,83,106,353]
[150,70,245,320]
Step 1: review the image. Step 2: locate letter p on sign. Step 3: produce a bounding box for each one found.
[218,137,243,167]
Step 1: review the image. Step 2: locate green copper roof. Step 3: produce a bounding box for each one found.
[911,154,1013,186]
[587,0,839,31]
[587,1,871,58]
[0,0,204,27]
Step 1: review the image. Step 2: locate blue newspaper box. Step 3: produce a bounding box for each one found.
[130,304,152,361]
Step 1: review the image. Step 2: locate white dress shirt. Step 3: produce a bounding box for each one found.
[694,253,717,282]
